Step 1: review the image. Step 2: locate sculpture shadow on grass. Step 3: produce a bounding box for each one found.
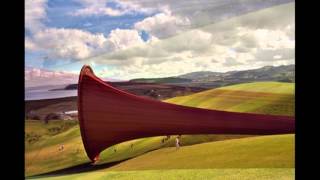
[29,159,129,178]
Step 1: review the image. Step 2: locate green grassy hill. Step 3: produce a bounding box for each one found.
[165,82,294,116]
[30,135,294,180]
[30,169,294,180]
[26,81,295,177]
[25,120,249,176]
[107,134,294,171]
[25,121,87,176]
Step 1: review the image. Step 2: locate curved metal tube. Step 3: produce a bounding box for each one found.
[78,65,295,162]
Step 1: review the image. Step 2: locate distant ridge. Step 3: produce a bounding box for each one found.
[130,64,294,88]
[62,65,294,90]
[177,64,294,82]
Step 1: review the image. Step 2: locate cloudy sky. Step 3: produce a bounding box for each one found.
[25,0,295,84]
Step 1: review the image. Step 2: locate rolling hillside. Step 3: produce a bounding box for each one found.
[32,168,294,180]
[124,65,294,89]
[165,82,294,116]
[178,65,294,82]
[59,65,294,90]
[30,135,294,180]
[26,81,295,177]
[25,121,249,177]
[107,134,294,170]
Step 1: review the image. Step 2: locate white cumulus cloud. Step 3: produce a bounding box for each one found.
[105,28,144,51]
[90,3,295,79]
[134,10,191,38]
[26,28,144,60]
[25,0,47,33]
[26,28,107,59]
[70,0,155,17]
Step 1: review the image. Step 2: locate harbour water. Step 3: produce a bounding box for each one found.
[25,85,77,100]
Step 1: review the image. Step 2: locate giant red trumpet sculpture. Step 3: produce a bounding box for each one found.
[78,65,295,162]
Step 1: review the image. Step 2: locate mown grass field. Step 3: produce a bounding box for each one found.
[26,81,295,178]
[29,134,294,180]
[30,168,294,180]
[107,134,294,170]
[25,121,88,176]
[165,82,294,116]
[25,120,248,176]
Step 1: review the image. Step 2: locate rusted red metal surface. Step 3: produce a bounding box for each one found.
[77,65,295,162]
